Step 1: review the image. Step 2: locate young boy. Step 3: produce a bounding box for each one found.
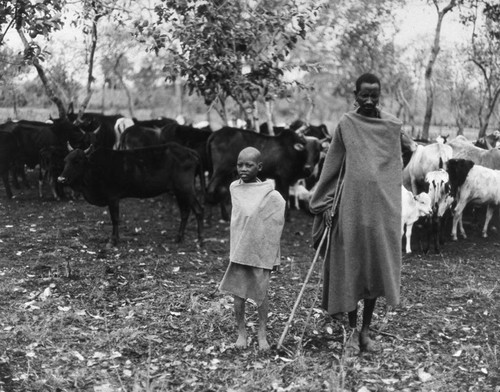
[219,147,286,350]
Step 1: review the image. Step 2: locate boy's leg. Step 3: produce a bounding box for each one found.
[234,295,247,348]
[359,297,378,352]
[257,294,270,350]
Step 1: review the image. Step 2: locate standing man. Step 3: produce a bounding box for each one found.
[309,73,403,355]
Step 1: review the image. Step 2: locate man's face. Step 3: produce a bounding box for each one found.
[355,82,380,116]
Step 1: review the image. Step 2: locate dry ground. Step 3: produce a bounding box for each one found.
[0,177,499,392]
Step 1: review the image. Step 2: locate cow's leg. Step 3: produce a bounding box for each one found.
[411,176,419,196]
[49,174,60,201]
[434,217,441,253]
[482,205,494,238]
[405,223,413,253]
[38,167,44,199]
[10,166,20,189]
[108,201,120,247]
[189,193,204,245]
[174,191,191,243]
[275,179,291,221]
[1,170,13,199]
[452,199,468,240]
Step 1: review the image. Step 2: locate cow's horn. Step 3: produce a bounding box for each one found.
[84,144,94,155]
[295,124,308,135]
[67,141,74,152]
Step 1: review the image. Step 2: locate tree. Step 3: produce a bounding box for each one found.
[0,46,27,117]
[8,0,68,116]
[151,0,323,130]
[421,0,457,141]
[331,0,400,101]
[466,1,500,137]
[434,48,480,135]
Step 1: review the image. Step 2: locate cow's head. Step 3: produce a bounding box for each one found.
[301,136,322,177]
[415,192,433,217]
[58,149,88,186]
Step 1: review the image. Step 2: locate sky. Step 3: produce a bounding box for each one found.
[394,1,472,47]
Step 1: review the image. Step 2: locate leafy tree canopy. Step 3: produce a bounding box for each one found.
[148,0,324,121]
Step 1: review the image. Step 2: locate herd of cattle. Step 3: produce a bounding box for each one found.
[0,109,330,246]
[401,131,500,253]
[1,107,499,253]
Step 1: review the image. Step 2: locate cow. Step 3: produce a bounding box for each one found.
[289,179,312,210]
[403,142,453,194]
[401,131,419,168]
[118,124,162,150]
[401,186,432,254]
[66,105,124,149]
[0,125,19,198]
[447,158,500,241]
[475,130,500,150]
[448,135,500,169]
[423,169,454,253]
[260,120,332,141]
[57,143,204,247]
[119,122,212,181]
[206,127,322,220]
[0,119,87,199]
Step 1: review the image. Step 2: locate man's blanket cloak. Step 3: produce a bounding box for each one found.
[309,110,403,314]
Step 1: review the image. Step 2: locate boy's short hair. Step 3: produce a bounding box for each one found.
[355,73,381,92]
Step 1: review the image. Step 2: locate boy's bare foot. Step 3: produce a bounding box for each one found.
[258,336,270,351]
[235,333,248,348]
[359,331,381,353]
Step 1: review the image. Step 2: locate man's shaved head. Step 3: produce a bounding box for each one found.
[238,147,262,163]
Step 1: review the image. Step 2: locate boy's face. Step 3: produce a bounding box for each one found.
[237,152,262,183]
[355,82,380,116]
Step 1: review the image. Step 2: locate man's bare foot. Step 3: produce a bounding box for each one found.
[359,331,381,353]
[344,329,360,357]
[235,333,248,348]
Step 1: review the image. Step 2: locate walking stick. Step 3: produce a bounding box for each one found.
[277,159,345,350]
[277,226,329,350]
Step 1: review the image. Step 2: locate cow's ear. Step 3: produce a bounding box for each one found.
[293,143,305,151]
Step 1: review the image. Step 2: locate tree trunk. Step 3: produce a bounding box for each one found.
[12,88,18,119]
[101,79,106,112]
[17,29,67,118]
[114,54,134,117]
[251,101,259,132]
[79,12,100,119]
[422,0,456,140]
[175,79,183,117]
[265,99,274,136]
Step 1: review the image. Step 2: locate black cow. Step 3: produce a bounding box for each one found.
[0,124,20,198]
[57,143,204,246]
[475,131,500,150]
[206,127,322,220]
[119,122,212,181]
[260,120,331,141]
[0,119,87,199]
[118,124,161,149]
[66,106,123,149]
[133,117,177,129]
